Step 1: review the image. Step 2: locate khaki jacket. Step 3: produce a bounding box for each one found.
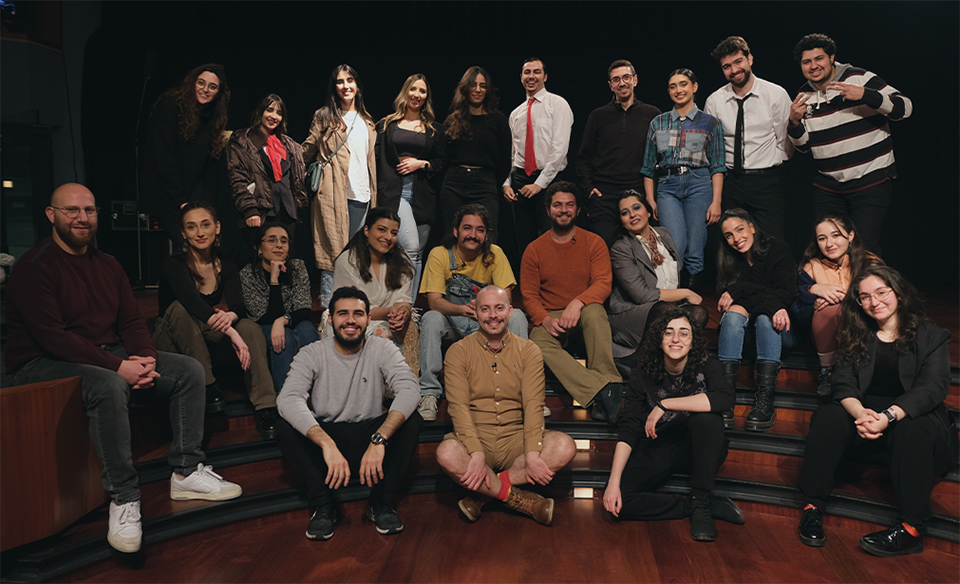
[302,111,377,271]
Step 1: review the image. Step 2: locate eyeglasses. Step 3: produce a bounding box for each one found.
[262,236,290,246]
[609,74,634,85]
[662,329,691,340]
[51,206,100,218]
[856,288,893,306]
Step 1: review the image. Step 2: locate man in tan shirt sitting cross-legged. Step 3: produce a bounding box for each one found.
[436,286,575,525]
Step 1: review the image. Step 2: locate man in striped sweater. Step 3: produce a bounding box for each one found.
[787,33,912,254]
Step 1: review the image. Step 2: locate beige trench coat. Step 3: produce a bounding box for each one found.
[302,111,377,271]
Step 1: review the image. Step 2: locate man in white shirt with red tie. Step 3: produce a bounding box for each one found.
[502,57,574,273]
[704,36,793,239]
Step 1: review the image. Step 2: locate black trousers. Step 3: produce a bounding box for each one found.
[618,412,728,521]
[440,166,500,242]
[797,401,955,527]
[278,412,424,508]
[587,180,642,246]
[813,179,892,255]
[501,167,550,274]
[722,169,785,240]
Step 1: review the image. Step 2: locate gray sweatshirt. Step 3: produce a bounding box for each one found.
[277,336,419,436]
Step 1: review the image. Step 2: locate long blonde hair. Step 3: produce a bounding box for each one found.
[380,74,437,136]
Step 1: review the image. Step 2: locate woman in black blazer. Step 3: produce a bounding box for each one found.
[375,74,446,300]
[796,265,958,557]
[608,191,707,356]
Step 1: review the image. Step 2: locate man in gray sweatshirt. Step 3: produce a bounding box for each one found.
[277,286,424,540]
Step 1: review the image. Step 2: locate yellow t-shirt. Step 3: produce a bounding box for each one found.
[419,244,517,295]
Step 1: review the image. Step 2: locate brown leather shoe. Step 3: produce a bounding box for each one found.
[504,488,554,525]
[458,493,491,523]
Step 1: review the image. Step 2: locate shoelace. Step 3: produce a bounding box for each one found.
[118,503,141,524]
[197,464,223,481]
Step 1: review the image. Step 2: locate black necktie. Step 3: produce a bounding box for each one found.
[733,94,751,173]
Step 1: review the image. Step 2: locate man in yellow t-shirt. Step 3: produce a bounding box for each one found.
[417,204,529,421]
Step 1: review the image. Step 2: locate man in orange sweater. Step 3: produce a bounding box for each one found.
[520,181,624,422]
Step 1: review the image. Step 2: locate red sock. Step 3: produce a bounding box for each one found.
[496,470,511,501]
[804,504,818,511]
[902,522,919,537]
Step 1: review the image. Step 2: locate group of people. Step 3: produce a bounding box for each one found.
[3,31,954,563]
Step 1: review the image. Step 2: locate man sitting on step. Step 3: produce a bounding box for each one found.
[417,203,530,422]
[435,286,576,525]
[277,286,424,540]
[5,183,242,555]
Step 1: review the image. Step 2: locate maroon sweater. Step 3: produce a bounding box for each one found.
[5,237,156,374]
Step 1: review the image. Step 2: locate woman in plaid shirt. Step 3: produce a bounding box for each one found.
[640,68,726,292]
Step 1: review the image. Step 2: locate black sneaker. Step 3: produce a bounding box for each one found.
[305,503,336,540]
[255,407,279,441]
[205,384,226,415]
[591,382,624,423]
[365,502,404,535]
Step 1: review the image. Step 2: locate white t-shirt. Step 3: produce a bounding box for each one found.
[342,111,371,203]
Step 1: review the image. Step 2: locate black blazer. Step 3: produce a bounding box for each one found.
[832,322,953,431]
[374,119,447,226]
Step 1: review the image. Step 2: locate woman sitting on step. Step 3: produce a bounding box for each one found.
[603,308,744,542]
[323,207,420,375]
[792,213,882,395]
[715,208,796,432]
[796,265,959,557]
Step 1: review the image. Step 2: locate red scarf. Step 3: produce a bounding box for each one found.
[265,134,286,182]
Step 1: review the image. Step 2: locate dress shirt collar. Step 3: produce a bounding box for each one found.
[527,87,549,104]
[474,329,514,352]
[717,76,766,103]
[669,104,701,121]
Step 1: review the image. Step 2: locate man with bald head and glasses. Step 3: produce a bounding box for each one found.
[6,183,242,555]
[576,59,661,245]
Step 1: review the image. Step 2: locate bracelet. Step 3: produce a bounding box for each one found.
[655,401,668,412]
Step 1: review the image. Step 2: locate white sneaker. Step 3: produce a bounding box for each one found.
[170,463,242,501]
[108,500,142,553]
[543,405,552,418]
[418,395,438,422]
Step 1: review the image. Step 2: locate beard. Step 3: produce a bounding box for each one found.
[332,324,366,349]
[55,218,97,249]
[729,69,753,89]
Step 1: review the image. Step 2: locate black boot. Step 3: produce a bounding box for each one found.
[687,495,717,542]
[685,271,700,292]
[719,360,739,429]
[745,361,778,432]
[205,384,226,415]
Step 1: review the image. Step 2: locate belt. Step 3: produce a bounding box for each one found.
[729,166,780,177]
[661,166,701,176]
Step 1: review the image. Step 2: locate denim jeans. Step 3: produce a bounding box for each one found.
[397,196,430,301]
[418,309,529,398]
[12,346,206,503]
[655,167,714,275]
[260,320,321,394]
[717,311,793,362]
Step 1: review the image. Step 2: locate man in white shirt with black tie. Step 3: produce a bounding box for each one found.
[704,36,792,239]
[502,57,574,272]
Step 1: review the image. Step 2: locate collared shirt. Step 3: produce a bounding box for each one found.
[640,105,727,178]
[635,231,679,290]
[442,331,546,455]
[703,76,794,170]
[505,88,574,189]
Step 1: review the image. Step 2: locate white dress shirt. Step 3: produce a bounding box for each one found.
[505,88,574,189]
[704,76,793,170]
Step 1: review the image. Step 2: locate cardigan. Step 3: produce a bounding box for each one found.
[375,119,446,226]
[238,258,312,325]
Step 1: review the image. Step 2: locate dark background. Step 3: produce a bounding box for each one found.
[76,0,958,289]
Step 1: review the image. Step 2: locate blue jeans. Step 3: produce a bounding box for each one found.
[397,195,430,302]
[418,309,529,398]
[260,320,320,394]
[12,346,206,503]
[320,200,371,309]
[717,311,793,362]
[655,168,714,275]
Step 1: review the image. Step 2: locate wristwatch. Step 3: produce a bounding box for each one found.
[882,409,897,425]
[370,432,388,446]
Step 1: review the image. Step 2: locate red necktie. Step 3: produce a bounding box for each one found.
[524,97,537,176]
